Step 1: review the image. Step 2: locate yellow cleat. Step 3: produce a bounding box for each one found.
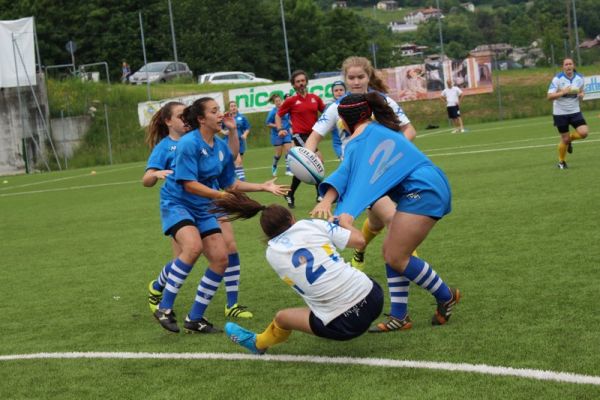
[148,280,162,314]
[351,250,365,271]
[225,303,254,319]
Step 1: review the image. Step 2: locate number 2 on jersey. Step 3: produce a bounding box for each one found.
[292,248,326,284]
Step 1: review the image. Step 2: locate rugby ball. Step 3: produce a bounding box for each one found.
[287,147,325,184]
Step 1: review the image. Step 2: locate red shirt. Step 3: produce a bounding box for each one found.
[277,93,325,134]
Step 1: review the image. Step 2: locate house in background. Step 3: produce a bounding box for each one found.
[376,1,398,11]
[404,7,442,25]
[396,43,428,57]
[388,21,418,33]
[461,2,475,12]
[332,1,347,9]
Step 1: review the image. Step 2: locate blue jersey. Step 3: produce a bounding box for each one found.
[162,129,236,212]
[266,107,291,136]
[146,136,179,198]
[319,122,431,218]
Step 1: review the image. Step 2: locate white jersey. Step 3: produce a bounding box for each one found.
[441,86,462,107]
[548,72,584,115]
[312,91,411,156]
[266,219,373,325]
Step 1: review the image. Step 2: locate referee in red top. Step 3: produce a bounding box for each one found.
[275,70,326,209]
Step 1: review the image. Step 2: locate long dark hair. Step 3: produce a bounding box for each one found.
[145,101,184,148]
[211,191,294,239]
[338,92,400,133]
[181,97,214,130]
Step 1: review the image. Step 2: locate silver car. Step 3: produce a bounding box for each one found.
[128,61,192,84]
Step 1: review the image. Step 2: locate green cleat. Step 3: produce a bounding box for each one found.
[148,280,162,314]
[351,250,365,271]
[225,303,254,319]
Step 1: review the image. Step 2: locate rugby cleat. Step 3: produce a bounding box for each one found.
[567,142,573,154]
[351,250,365,271]
[432,287,461,326]
[271,166,278,177]
[557,161,568,170]
[284,195,295,209]
[148,280,162,314]
[184,316,222,334]
[153,308,179,333]
[225,303,254,319]
[225,322,266,355]
[368,314,412,333]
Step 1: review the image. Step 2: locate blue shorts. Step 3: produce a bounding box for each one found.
[309,280,383,341]
[239,138,247,155]
[387,165,452,219]
[271,132,292,146]
[160,200,220,237]
[553,112,586,134]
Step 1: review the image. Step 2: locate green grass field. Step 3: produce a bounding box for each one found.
[2,115,600,399]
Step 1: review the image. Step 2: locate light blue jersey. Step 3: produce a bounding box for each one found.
[146,136,179,193]
[266,107,292,146]
[548,72,585,115]
[319,122,434,218]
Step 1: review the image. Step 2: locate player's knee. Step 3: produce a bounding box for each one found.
[383,248,410,272]
[183,241,203,261]
[578,127,589,138]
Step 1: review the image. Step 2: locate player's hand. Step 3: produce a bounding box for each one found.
[222,112,237,131]
[278,129,287,137]
[310,201,332,220]
[335,213,355,228]
[153,170,173,180]
[262,178,290,196]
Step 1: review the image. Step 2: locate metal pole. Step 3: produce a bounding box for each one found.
[550,43,555,67]
[564,39,569,60]
[494,50,503,121]
[371,43,377,69]
[168,0,179,67]
[572,0,582,65]
[12,33,50,172]
[33,17,42,74]
[436,0,445,84]
[60,109,68,169]
[104,104,113,165]
[139,12,151,101]
[279,0,292,79]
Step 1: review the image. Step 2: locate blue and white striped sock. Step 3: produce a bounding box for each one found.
[401,256,451,303]
[385,264,410,319]
[272,155,280,168]
[159,258,193,310]
[153,260,173,292]
[225,253,241,308]
[188,268,224,320]
[235,166,246,181]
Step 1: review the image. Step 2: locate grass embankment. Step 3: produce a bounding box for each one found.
[47,64,600,169]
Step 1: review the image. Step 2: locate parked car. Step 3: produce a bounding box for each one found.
[128,61,192,84]
[198,71,273,84]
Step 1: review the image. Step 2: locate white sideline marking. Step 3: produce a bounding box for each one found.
[0,352,599,386]
[0,180,139,197]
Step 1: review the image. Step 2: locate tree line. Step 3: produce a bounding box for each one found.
[1,0,597,82]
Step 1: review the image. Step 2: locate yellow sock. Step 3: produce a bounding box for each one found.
[412,249,418,257]
[558,142,567,162]
[361,219,381,248]
[255,320,292,350]
[569,131,583,141]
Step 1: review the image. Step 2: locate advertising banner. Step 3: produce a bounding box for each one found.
[0,17,36,88]
[583,75,600,101]
[380,56,494,102]
[228,76,342,114]
[137,92,224,127]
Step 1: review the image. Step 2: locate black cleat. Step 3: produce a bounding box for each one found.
[184,316,223,334]
[285,195,295,209]
[154,308,179,333]
[567,142,573,154]
[432,287,461,326]
[557,161,568,170]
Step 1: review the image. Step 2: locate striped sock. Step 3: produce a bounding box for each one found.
[386,264,410,319]
[188,268,224,320]
[401,256,451,303]
[272,156,280,168]
[159,258,193,310]
[235,166,246,181]
[285,157,291,172]
[153,260,173,291]
[225,253,241,308]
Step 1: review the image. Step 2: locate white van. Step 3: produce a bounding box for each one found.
[198,71,272,84]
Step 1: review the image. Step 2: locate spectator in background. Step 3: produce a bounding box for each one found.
[327,80,347,159]
[441,79,465,133]
[121,60,131,83]
[266,93,293,177]
[275,70,326,208]
[222,101,251,181]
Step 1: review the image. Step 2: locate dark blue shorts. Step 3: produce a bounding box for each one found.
[447,105,460,119]
[309,280,384,341]
[553,112,586,134]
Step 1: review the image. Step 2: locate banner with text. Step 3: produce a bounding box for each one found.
[380,56,494,102]
[584,75,600,101]
[228,76,342,114]
[137,92,224,127]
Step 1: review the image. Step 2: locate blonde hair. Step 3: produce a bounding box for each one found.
[341,56,389,93]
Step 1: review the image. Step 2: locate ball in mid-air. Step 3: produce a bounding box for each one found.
[287,147,325,184]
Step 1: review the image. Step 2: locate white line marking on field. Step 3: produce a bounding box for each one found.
[0,352,598,386]
[0,181,139,197]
